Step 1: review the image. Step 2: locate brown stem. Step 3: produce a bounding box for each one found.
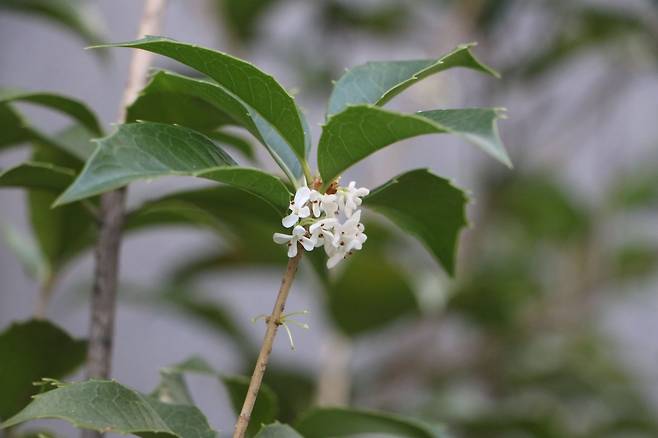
[82,1,166,438]
[232,249,303,438]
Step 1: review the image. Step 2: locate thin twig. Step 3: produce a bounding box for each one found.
[233,249,303,438]
[82,1,166,438]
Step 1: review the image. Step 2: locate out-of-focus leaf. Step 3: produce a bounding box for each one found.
[328,44,498,116]
[254,423,302,438]
[328,255,418,336]
[223,375,279,437]
[295,407,449,438]
[0,0,104,45]
[0,224,48,282]
[151,356,216,406]
[611,244,658,281]
[94,37,309,181]
[56,122,292,213]
[449,258,540,330]
[364,169,468,275]
[517,6,652,79]
[608,165,658,209]
[261,367,314,424]
[0,104,96,162]
[217,0,280,44]
[0,103,32,150]
[0,320,86,420]
[321,1,409,36]
[0,162,75,192]
[318,106,510,182]
[495,174,589,241]
[0,89,102,135]
[1,380,215,438]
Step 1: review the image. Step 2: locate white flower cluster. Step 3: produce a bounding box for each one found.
[273,182,369,268]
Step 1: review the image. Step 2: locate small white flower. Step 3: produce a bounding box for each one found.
[282,186,312,228]
[308,190,323,217]
[309,217,338,248]
[337,181,369,217]
[320,193,339,217]
[273,225,315,257]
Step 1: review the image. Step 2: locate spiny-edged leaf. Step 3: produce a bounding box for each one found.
[223,375,278,437]
[1,380,215,438]
[94,37,307,178]
[328,43,498,116]
[56,122,292,213]
[0,0,105,45]
[0,320,86,420]
[328,254,418,336]
[364,168,467,275]
[254,423,303,438]
[0,89,102,135]
[295,407,449,438]
[318,105,509,182]
[128,70,295,178]
[0,162,75,192]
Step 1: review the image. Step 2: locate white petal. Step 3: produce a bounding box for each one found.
[282,214,298,228]
[292,225,307,236]
[298,206,311,218]
[326,252,344,269]
[300,237,315,251]
[273,233,292,244]
[294,186,311,205]
[287,242,298,257]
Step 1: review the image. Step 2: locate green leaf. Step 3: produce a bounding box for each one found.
[1,380,215,438]
[254,423,303,438]
[56,122,292,213]
[0,224,49,282]
[328,43,498,116]
[0,102,96,162]
[0,89,102,135]
[328,255,418,336]
[295,407,449,438]
[0,320,86,420]
[152,356,217,406]
[364,169,467,275]
[217,0,280,44]
[94,37,308,180]
[0,0,105,45]
[318,105,509,183]
[0,162,75,192]
[28,190,96,272]
[127,70,296,179]
[611,243,658,281]
[223,375,278,437]
[0,103,31,150]
[206,131,255,160]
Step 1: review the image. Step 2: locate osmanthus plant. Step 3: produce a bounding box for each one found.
[0,36,509,437]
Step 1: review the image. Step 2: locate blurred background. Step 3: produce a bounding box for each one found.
[1,0,658,437]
